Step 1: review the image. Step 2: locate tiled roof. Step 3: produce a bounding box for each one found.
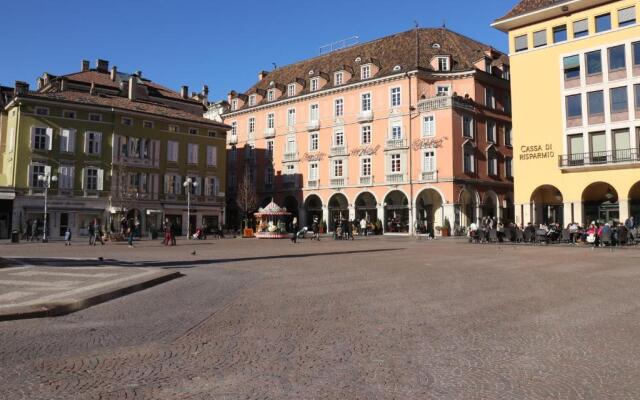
[230,28,507,112]
[62,70,194,103]
[20,90,229,128]
[495,0,570,22]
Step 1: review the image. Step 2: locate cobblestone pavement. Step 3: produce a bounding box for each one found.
[2,238,640,399]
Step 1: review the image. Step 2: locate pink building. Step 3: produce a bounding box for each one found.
[220,28,513,234]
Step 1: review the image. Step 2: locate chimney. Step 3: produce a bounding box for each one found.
[81,59,90,72]
[258,70,269,81]
[128,76,137,100]
[90,81,96,95]
[180,85,188,99]
[110,66,118,81]
[201,85,209,106]
[15,81,29,95]
[135,70,142,78]
[96,59,109,73]
[37,77,44,90]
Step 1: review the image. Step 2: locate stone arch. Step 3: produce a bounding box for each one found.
[328,193,349,231]
[354,191,378,223]
[530,185,564,225]
[383,190,409,233]
[304,194,323,228]
[415,188,444,235]
[582,182,619,225]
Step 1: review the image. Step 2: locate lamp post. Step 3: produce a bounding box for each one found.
[37,173,57,243]
[183,178,198,239]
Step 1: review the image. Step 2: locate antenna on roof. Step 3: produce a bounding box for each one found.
[272,62,277,70]
[442,19,447,29]
[414,20,419,28]
[319,35,359,55]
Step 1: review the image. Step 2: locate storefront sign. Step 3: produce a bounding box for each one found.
[412,137,447,150]
[303,152,326,161]
[350,145,381,157]
[520,144,554,160]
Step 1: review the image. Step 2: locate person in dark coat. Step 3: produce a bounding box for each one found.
[88,219,96,245]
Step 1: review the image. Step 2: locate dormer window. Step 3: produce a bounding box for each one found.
[310,77,319,92]
[231,99,238,110]
[334,72,344,86]
[287,83,296,97]
[437,57,450,72]
[248,94,257,106]
[361,65,371,79]
[267,89,275,101]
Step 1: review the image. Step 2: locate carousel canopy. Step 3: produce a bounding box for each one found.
[254,200,291,217]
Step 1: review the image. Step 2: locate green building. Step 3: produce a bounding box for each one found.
[0,59,229,239]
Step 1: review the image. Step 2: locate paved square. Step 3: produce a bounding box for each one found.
[1,238,640,399]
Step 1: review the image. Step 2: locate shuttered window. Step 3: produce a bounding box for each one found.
[533,30,547,48]
[515,35,528,52]
[618,6,636,27]
[573,19,588,38]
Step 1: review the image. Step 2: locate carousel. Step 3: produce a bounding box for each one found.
[254,200,291,239]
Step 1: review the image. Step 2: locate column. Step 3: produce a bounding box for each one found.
[563,202,574,227]
[475,205,482,224]
[573,201,584,225]
[377,203,385,233]
[443,203,456,233]
[522,202,532,225]
[408,205,414,235]
[348,204,355,221]
[321,205,329,232]
[299,206,307,229]
[619,198,630,224]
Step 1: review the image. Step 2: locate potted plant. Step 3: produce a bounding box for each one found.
[375,219,383,235]
[320,220,327,234]
[442,218,451,237]
[435,225,443,237]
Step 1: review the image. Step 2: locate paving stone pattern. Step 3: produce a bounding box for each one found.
[2,238,640,399]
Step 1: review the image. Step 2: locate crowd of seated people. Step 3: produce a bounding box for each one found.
[468,216,638,246]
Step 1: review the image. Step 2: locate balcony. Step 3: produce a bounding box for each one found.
[330,145,348,157]
[421,170,438,182]
[357,110,374,123]
[359,176,373,186]
[306,120,320,131]
[558,148,640,170]
[307,179,319,189]
[385,138,408,150]
[228,135,238,145]
[330,178,346,187]
[264,128,275,138]
[386,173,405,184]
[283,152,299,162]
[417,95,474,113]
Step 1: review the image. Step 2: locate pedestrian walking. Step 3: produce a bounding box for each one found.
[127,218,135,248]
[163,218,171,245]
[170,221,177,246]
[64,228,72,246]
[312,217,320,241]
[30,219,39,242]
[95,222,105,245]
[290,217,298,243]
[88,219,96,245]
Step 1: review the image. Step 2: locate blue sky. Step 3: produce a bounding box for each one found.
[0,0,512,101]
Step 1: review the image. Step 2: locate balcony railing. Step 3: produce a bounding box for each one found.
[385,138,408,150]
[307,179,319,189]
[283,176,300,189]
[417,95,474,113]
[421,170,437,182]
[330,178,346,187]
[330,145,348,157]
[228,135,238,145]
[357,110,374,122]
[283,152,299,162]
[558,148,639,168]
[306,120,320,131]
[359,176,373,185]
[386,173,405,184]
[264,128,275,138]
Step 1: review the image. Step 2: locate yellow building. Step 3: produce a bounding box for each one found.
[493,0,640,226]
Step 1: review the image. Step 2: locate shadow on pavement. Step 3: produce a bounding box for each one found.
[4,248,405,269]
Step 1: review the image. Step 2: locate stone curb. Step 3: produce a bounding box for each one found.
[0,270,183,322]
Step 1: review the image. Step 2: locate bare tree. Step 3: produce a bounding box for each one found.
[110,162,139,232]
[235,169,257,229]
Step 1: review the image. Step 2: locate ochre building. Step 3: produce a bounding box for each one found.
[494,0,640,226]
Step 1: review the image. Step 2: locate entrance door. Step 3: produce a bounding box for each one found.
[59,213,69,236]
[599,202,620,224]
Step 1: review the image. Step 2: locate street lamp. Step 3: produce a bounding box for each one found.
[183,178,198,239]
[37,173,57,243]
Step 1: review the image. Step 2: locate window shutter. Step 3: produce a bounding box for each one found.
[152,174,159,199]
[30,126,35,149]
[619,6,636,24]
[27,164,32,187]
[84,132,89,154]
[97,169,104,191]
[45,128,53,150]
[533,30,547,47]
[515,35,528,51]
[68,129,76,153]
[69,166,75,190]
[60,129,69,153]
[153,140,160,167]
[96,132,102,155]
[214,178,220,196]
[81,167,86,189]
[573,19,588,33]
[141,173,148,193]
[175,175,182,195]
[164,174,169,194]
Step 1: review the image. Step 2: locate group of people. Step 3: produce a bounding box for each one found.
[468,215,638,246]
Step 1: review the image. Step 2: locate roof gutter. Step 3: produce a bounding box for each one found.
[492,0,610,31]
